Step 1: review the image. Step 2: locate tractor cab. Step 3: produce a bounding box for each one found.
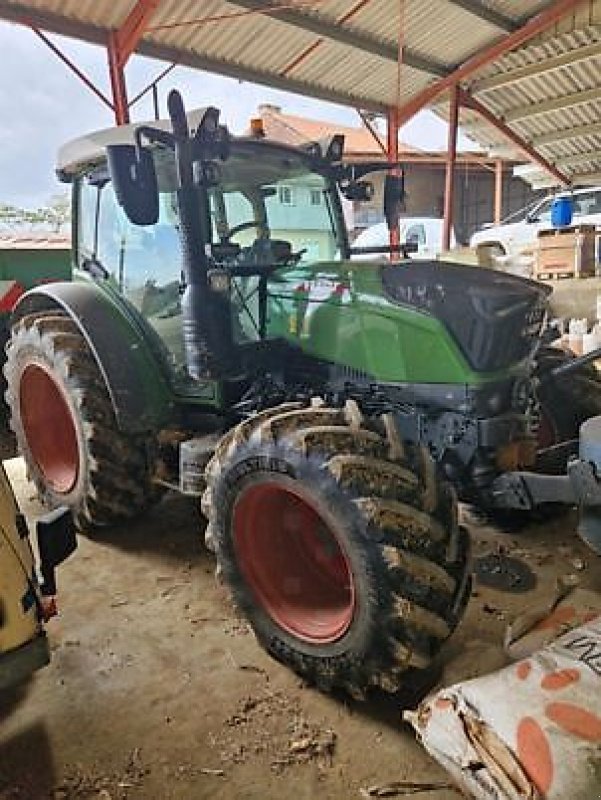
[68,136,344,374]
[58,93,405,399]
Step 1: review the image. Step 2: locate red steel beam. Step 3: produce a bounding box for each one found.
[107,31,129,125]
[31,26,114,111]
[129,61,177,108]
[460,89,570,186]
[108,0,163,125]
[280,0,372,77]
[394,0,587,126]
[356,109,387,155]
[443,84,459,252]
[114,0,162,68]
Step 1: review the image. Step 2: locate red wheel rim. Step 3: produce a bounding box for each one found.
[233,482,355,644]
[19,364,79,493]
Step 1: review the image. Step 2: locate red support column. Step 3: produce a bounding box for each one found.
[443,84,459,253]
[387,106,400,262]
[31,27,115,112]
[107,31,129,125]
[107,0,163,125]
[114,0,163,66]
[494,159,503,225]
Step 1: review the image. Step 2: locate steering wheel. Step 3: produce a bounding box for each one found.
[222,220,267,242]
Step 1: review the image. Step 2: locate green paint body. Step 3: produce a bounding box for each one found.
[79,256,518,421]
[264,261,516,387]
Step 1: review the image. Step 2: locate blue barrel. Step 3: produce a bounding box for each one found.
[551,196,573,227]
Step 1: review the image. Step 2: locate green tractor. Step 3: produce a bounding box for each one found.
[4,91,601,696]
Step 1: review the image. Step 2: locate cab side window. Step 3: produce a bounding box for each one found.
[77,177,99,263]
[77,174,186,375]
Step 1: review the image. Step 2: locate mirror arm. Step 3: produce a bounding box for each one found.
[134,126,175,151]
[333,161,404,181]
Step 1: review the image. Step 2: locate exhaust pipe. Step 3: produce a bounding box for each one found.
[166,90,232,381]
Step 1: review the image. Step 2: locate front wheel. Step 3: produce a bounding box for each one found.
[203,401,471,696]
[4,311,157,529]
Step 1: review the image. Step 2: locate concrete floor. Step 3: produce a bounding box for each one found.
[0,456,600,800]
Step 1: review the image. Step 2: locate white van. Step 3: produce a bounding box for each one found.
[470,186,601,261]
[352,217,455,260]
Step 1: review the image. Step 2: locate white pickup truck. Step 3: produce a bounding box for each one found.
[352,217,455,260]
[470,186,601,261]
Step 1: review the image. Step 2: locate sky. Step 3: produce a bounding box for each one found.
[0,20,475,209]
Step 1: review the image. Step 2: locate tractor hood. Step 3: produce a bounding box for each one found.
[265,260,550,384]
[380,261,551,372]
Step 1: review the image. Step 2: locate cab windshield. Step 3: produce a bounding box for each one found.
[207,142,343,264]
[75,141,344,384]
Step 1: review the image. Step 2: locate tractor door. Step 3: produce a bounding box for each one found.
[76,174,186,373]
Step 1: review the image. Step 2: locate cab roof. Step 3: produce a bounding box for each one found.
[57,108,322,182]
[57,108,212,180]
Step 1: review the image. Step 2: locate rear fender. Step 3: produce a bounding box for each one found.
[11,282,174,433]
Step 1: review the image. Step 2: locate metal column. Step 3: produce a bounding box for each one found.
[494,159,503,225]
[107,31,129,125]
[443,84,459,253]
[107,0,162,125]
[387,106,400,262]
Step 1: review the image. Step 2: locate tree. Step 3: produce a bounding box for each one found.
[38,193,71,233]
[0,193,71,233]
[0,203,24,227]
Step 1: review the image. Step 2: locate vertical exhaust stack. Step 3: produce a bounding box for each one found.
[107,90,232,382]
[166,90,232,381]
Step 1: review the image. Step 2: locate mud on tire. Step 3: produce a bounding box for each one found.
[203,401,471,696]
[4,311,156,529]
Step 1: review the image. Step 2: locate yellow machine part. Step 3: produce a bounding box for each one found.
[0,464,41,655]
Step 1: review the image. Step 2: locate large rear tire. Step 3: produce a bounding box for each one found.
[536,345,601,457]
[4,311,156,529]
[203,401,471,696]
[479,345,601,529]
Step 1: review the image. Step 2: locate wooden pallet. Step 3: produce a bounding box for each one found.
[535,224,597,280]
[537,270,582,280]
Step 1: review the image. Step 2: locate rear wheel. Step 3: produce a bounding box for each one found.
[536,345,601,462]
[203,401,471,696]
[4,311,157,529]
[480,345,601,528]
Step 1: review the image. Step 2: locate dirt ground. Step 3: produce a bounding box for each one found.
[0,455,600,800]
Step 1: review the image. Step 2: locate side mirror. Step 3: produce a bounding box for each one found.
[106,144,159,226]
[341,180,374,201]
[384,173,406,229]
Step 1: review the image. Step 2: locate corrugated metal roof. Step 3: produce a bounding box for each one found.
[0,0,568,105]
[456,16,601,187]
[0,0,600,186]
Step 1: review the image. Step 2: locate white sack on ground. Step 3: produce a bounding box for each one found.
[406,618,601,800]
